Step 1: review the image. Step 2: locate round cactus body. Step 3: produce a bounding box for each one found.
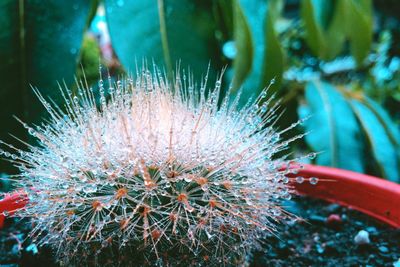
[1,68,302,266]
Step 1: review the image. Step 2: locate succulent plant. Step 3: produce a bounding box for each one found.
[0,67,305,266]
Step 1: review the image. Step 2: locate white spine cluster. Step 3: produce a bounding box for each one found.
[1,68,304,266]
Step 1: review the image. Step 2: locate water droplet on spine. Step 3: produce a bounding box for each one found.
[309,152,317,159]
[309,177,318,185]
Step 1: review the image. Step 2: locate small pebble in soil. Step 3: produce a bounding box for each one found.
[326,214,342,229]
[316,244,324,254]
[310,215,326,224]
[251,197,400,267]
[378,245,389,254]
[354,230,370,245]
[366,226,377,233]
[325,203,341,213]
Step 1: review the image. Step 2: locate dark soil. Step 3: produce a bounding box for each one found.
[251,196,400,267]
[1,196,399,266]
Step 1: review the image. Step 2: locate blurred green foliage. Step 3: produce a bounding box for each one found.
[76,35,103,87]
[300,81,365,173]
[0,0,399,182]
[0,0,95,173]
[105,0,221,80]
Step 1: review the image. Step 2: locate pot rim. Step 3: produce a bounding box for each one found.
[0,164,399,228]
[291,164,400,228]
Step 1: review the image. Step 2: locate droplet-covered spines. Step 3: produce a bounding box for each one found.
[1,67,304,266]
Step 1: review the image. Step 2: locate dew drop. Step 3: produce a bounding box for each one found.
[101,239,109,248]
[82,184,97,193]
[260,91,267,99]
[260,103,267,113]
[222,41,237,59]
[284,194,292,200]
[271,133,280,143]
[282,177,289,184]
[183,176,192,183]
[309,152,317,159]
[296,176,304,184]
[272,208,281,216]
[184,206,194,213]
[28,128,35,136]
[309,177,319,185]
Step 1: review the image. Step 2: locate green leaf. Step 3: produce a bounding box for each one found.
[105,0,220,80]
[232,0,284,105]
[0,0,93,121]
[349,100,399,182]
[300,81,364,172]
[0,0,93,171]
[268,0,284,22]
[363,98,400,147]
[260,6,284,92]
[301,0,330,59]
[231,0,253,91]
[0,0,24,145]
[77,35,103,89]
[345,0,373,66]
[309,0,334,30]
[324,0,347,58]
[301,0,372,64]
[301,0,346,60]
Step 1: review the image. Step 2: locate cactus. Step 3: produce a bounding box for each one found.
[0,68,304,266]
